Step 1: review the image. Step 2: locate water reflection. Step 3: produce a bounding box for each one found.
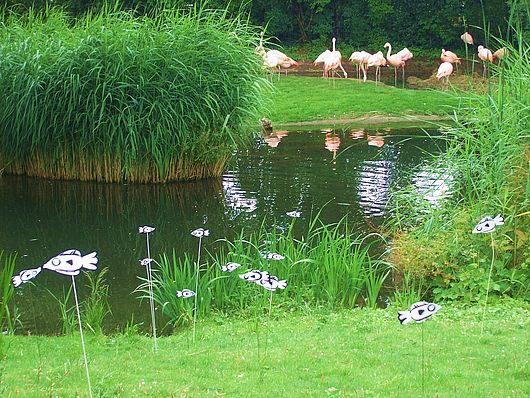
[358,160,392,217]
[411,167,454,208]
[261,129,289,148]
[350,129,365,140]
[324,131,341,159]
[367,134,385,148]
[0,126,451,333]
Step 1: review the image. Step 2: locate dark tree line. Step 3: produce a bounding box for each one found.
[2,0,524,49]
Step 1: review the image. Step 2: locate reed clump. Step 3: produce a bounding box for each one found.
[0,6,271,182]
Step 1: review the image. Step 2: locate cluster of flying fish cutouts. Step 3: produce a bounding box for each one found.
[175,226,289,298]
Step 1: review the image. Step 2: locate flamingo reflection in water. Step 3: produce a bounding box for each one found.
[324,131,341,160]
[350,129,365,140]
[367,134,385,148]
[261,130,289,148]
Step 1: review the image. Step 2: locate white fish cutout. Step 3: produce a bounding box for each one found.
[191,228,209,238]
[258,275,288,292]
[221,262,242,272]
[12,267,42,288]
[472,215,504,234]
[286,211,301,218]
[42,249,98,276]
[239,269,270,283]
[139,258,153,267]
[398,301,441,324]
[261,252,285,261]
[176,289,196,298]
[138,226,155,234]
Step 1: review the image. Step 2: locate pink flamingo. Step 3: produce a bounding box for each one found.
[366,51,387,85]
[314,50,332,77]
[349,51,371,81]
[461,32,474,45]
[441,49,461,64]
[477,45,493,77]
[396,47,413,87]
[493,47,507,63]
[436,62,453,89]
[324,38,347,78]
[384,42,405,87]
[257,47,298,76]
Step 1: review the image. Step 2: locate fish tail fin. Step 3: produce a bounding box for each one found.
[278,280,288,290]
[398,310,412,324]
[82,252,99,270]
[12,276,22,288]
[494,214,505,225]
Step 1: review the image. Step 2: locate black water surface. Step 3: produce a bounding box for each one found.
[0,126,449,334]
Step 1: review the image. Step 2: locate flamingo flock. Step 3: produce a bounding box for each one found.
[258,31,504,87]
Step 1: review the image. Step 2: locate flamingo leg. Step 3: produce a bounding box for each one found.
[339,64,348,79]
[394,67,397,86]
[402,66,405,88]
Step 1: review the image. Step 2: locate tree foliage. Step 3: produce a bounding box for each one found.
[1,0,516,49]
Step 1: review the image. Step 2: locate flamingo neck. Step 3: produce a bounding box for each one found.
[385,44,392,59]
[332,38,336,52]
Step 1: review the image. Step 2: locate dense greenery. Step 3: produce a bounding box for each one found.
[3,0,522,51]
[0,6,270,182]
[388,31,529,302]
[1,304,528,396]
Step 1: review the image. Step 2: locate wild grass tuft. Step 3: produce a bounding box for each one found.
[46,286,77,335]
[0,6,271,182]
[0,251,17,333]
[83,267,111,334]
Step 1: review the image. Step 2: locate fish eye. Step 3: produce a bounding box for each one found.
[52,258,61,266]
[428,304,435,311]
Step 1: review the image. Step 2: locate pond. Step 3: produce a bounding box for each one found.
[0,125,451,334]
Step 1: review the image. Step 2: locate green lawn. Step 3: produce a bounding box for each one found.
[268,76,459,124]
[1,304,528,397]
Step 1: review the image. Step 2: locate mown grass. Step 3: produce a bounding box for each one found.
[0,6,270,182]
[267,76,459,124]
[0,304,528,397]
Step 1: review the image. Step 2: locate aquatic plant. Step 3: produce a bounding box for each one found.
[0,251,17,333]
[0,6,271,182]
[47,286,77,335]
[83,267,111,335]
[147,215,389,326]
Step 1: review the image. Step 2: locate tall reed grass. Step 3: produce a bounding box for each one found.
[140,216,390,327]
[388,27,529,302]
[0,5,271,182]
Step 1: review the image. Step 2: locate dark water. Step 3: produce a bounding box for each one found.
[0,126,450,334]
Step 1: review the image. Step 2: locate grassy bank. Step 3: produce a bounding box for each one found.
[0,7,269,183]
[1,304,528,397]
[267,76,459,124]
